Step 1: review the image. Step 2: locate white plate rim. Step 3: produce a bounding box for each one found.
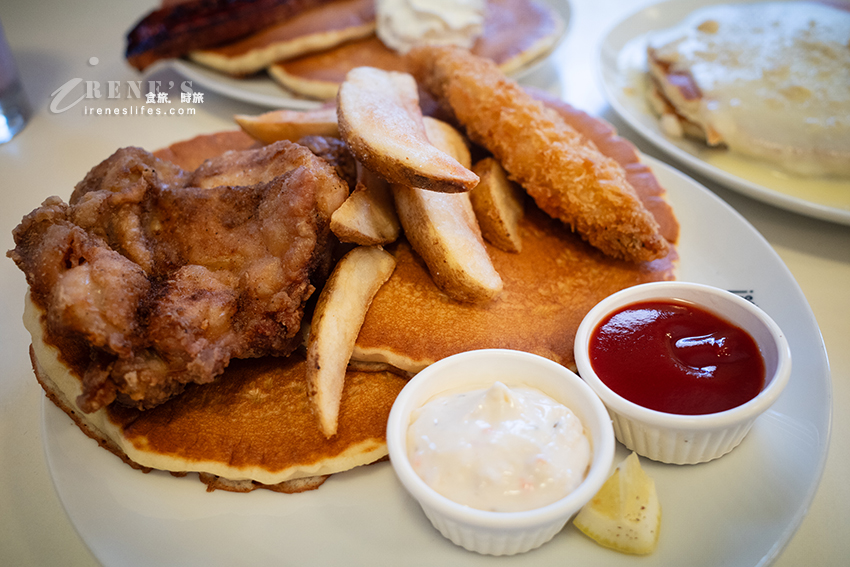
[41,156,832,567]
[168,59,325,110]
[597,0,850,226]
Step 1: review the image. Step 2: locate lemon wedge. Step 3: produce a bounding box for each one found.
[573,452,661,554]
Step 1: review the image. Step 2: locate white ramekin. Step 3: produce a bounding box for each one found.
[386,349,615,556]
[574,281,791,465]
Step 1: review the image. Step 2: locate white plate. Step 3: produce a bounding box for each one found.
[164,0,572,110]
[598,0,850,226]
[43,156,830,567]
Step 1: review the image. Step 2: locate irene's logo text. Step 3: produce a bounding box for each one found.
[49,57,204,116]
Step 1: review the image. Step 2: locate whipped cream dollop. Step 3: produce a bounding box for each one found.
[407,382,591,512]
[376,0,486,54]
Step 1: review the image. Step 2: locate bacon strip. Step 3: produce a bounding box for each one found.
[126,0,334,71]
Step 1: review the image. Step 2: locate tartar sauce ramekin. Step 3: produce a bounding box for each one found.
[386,349,615,556]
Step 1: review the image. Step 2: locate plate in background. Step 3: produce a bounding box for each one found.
[166,0,572,110]
[598,0,850,225]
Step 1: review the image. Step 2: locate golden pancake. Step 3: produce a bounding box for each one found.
[190,0,377,76]
[152,129,260,169]
[27,294,406,492]
[352,210,676,374]
[268,0,564,99]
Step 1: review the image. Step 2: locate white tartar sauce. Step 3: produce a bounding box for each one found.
[407,382,591,512]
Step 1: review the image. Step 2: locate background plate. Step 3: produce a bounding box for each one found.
[598,0,850,226]
[43,157,830,567]
[164,0,572,110]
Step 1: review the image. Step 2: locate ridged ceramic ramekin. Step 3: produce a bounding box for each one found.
[574,282,791,465]
[386,349,615,555]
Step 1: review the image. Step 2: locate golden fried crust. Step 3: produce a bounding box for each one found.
[527,89,680,245]
[9,140,347,413]
[407,45,670,264]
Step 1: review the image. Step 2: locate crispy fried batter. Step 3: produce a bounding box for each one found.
[406,45,670,263]
[9,141,347,413]
[295,135,358,190]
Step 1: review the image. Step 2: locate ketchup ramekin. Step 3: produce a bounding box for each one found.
[574,281,791,465]
[386,349,615,556]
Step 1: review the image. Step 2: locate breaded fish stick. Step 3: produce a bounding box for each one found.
[406,46,670,263]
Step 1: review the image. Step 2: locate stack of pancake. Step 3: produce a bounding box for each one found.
[187,0,565,99]
[644,1,850,178]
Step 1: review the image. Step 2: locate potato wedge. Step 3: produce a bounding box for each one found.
[306,246,396,437]
[330,162,401,245]
[470,157,525,253]
[235,107,339,144]
[337,67,479,193]
[422,114,472,169]
[392,118,503,304]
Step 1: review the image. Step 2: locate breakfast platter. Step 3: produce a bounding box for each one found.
[598,0,850,226]
[160,0,572,110]
[42,156,830,566]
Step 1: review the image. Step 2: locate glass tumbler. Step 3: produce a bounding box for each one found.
[0,21,30,144]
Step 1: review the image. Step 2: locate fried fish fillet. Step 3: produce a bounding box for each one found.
[528,88,679,246]
[9,141,347,413]
[406,45,670,263]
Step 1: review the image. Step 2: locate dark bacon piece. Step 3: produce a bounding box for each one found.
[126,0,334,71]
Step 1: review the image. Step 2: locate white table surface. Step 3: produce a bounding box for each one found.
[0,0,847,565]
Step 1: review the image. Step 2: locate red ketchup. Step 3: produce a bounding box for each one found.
[589,300,765,415]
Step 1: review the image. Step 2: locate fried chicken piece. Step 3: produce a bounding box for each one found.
[69,147,187,272]
[9,141,348,412]
[189,138,318,188]
[296,135,358,190]
[11,203,151,359]
[406,46,670,263]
